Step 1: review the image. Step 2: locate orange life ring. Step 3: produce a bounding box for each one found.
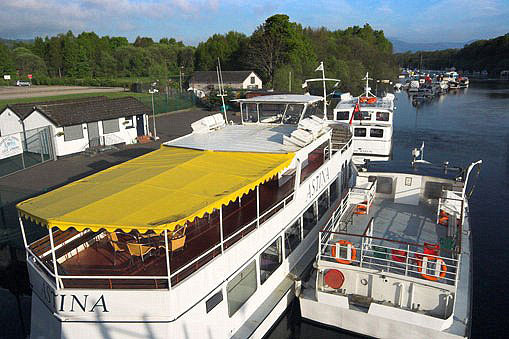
[439,210,449,226]
[359,97,368,103]
[417,256,447,281]
[367,97,377,104]
[331,240,357,264]
[354,200,369,215]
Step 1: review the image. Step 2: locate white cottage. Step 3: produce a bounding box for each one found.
[189,71,262,93]
[1,96,150,157]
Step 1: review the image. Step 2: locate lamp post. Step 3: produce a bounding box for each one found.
[149,88,159,140]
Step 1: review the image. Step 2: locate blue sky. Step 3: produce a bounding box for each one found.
[1,0,508,45]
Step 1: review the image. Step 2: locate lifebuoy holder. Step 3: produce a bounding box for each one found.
[331,240,357,264]
[417,256,447,281]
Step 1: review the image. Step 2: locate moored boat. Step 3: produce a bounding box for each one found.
[17,94,356,338]
[298,145,481,338]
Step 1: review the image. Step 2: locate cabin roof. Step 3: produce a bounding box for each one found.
[166,124,301,153]
[360,160,464,181]
[235,94,323,104]
[17,146,294,234]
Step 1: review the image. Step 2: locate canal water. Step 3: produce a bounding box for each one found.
[267,82,509,338]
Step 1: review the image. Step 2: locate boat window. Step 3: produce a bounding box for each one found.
[284,219,302,258]
[330,177,340,203]
[376,111,390,121]
[283,104,304,124]
[260,237,282,284]
[259,103,285,123]
[336,111,349,121]
[206,290,223,313]
[302,102,324,120]
[354,128,366,137]
[317,190,330,220]
[300,141,328,184]
[370,128,384,138]
[424,182,453,199]
[354,111,371,120]
[303,203,317,238]
[242,103,258,123]
[227,260,257,317]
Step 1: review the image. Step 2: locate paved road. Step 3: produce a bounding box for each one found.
[0,85,125,100]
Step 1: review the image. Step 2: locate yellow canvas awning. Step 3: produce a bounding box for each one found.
[17,146,294,234]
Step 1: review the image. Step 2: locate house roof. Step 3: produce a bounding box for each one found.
[7,96,150,127]
[4,96,109,120]
[191,71,259,84]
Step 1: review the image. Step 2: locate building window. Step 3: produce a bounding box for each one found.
[250,76,255,84]
[285,219,302,258]
[303,203,317,238]
[370,128,384,138]
[354,128,366,137]
[124,116,134,128]
[102,119,120,134]
[260,237,282,284]
[227,261,257,317]
[63,125,84,141]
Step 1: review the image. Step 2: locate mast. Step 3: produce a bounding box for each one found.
[216,58,228,122]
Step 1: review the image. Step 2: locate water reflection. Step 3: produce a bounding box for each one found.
[267,82,509,339]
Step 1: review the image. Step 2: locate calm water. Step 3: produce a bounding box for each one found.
[268,82,509,338]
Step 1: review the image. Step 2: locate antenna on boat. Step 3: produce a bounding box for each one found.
[301,62,341,120]
[216,58,228,122]
[362,72,375,98]
[412,142,430,165]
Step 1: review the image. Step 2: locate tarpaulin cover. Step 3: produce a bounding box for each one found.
[17,146,294,234]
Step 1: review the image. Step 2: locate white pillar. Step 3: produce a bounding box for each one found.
[219,207,224,252]
[256,185,260,228]
[164,229,171,290]
[18,212,28,249]
[48,227,60,289]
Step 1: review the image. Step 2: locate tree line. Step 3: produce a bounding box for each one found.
[395,33,509,76]
[0,15,398,93]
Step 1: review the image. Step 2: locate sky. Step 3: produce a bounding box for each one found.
[0,0,508,45]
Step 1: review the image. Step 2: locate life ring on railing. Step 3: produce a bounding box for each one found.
[417,256,447,281]
[354,200,369,215]
[359,96,368,103]
[439,210,449,226]
[367,97,377,104]
[331,240,357,264]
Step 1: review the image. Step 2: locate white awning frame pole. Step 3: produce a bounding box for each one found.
[164,229,171,290]
[256,185,260,228]
[219,207,224,253]
[48,227,60,289]
[18,212,28,249]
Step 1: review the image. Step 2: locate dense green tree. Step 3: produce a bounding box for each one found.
[0,43,14,74]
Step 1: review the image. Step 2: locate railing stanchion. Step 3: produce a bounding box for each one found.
[405,244,410,277]
[256,185,260,228]
[219,207,224,253]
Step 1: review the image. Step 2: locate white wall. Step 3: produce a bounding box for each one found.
[0,108,23,136]
[242,72,263,90]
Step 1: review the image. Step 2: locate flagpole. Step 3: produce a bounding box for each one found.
[321,62,327,118]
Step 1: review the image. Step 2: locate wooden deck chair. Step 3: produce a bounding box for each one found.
[109,241,125,266]
[171,235,186,252]
[109,232,120,242]
[127,243,156,264]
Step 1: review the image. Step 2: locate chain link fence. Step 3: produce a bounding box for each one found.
[137,92,197,115]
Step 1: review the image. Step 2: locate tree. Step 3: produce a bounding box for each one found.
[134,36,154,48]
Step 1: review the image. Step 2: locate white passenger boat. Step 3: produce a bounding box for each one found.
[331,73,395,165]
[298,145,481,338]
[17,94,355,338]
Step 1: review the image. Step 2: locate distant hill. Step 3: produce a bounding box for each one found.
[0,38,34,47]
[390,38,470,53]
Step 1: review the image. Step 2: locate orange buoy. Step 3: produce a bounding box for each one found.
[417,256,447,281]
[324,269,345,289]
[331,240,357,264]
[367,97,377,104]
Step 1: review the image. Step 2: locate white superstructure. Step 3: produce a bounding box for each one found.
[332,73,395,165]
[18,94,355,339]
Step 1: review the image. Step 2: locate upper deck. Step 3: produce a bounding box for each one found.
[335,92,395,111]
